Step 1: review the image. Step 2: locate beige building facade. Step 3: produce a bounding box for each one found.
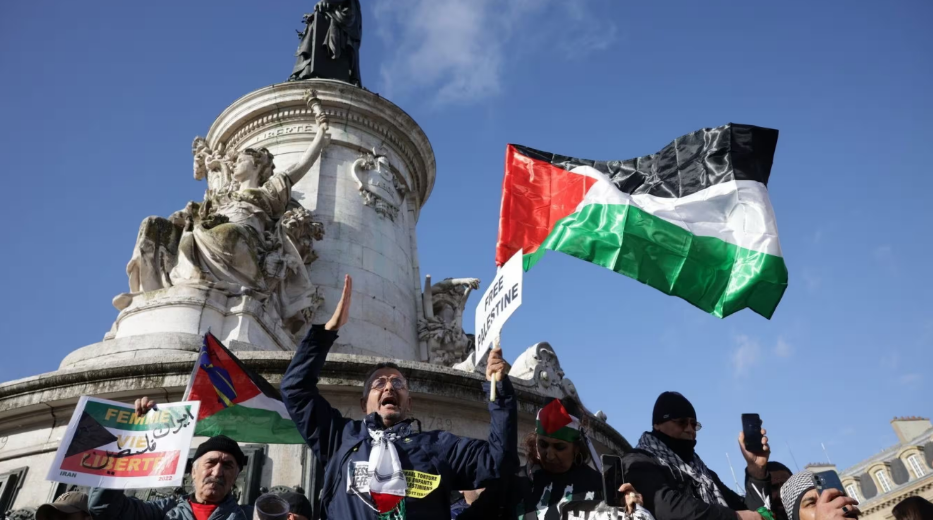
[808,417,933,520]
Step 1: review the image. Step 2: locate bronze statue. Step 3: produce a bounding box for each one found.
[289,0,362,87]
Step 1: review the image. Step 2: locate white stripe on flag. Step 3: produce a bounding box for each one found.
[570,166,782,257]
[238,393,291,420]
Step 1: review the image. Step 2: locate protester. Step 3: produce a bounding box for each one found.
[88,432,251,519]
[458,398,652,519]
[891,495,933,520]
[37,491,91,520]
[779,471,860,520]
[622,391,772,520]
[281,275,518,519]
[277,490,313,520]
[767,462,794,520]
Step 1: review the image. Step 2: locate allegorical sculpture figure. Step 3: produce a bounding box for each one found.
[418,276,481,365]
[117,91,330,337]
[289,0,362,86]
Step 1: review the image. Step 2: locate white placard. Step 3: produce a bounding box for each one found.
[47,396,200,489]
[474,249,524,365]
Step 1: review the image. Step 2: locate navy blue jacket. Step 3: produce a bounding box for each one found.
[281,325,518,520]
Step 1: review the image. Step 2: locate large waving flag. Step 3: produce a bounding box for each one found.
[497,123,787,319]
[184,333,304,443]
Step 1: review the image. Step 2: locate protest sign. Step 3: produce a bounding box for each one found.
[47,396,200,489]
[474,249,523,365]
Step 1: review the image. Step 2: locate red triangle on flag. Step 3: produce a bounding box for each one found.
[187,333,262,419]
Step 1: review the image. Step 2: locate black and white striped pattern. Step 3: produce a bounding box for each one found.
[780,471,816,520]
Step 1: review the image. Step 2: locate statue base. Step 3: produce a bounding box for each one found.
[106,285,307,351]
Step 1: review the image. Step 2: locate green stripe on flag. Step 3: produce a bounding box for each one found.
[194,405,305,444]
[525,204,788,319]
[536,424,581,443]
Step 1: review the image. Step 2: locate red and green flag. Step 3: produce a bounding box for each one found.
[184,333,304,444]
[496,123,787,319]
[536,399,582,443]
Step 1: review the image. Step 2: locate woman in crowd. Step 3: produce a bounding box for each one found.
[892,496,933,520]
[779,471,861,520]
[462,398,650,519]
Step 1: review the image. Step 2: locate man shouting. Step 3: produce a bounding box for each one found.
[281,275,518,519]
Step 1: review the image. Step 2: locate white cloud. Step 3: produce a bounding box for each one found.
[372,0,617,105]
[774,337,794,358]
[899,373,922,385]
[732,335,762,376]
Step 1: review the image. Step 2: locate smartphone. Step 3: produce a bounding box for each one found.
[601,454,624,507]
[814,470,846,495]
[742,413,763,452]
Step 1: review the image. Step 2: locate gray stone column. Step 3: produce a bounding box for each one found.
[206,80,435,360]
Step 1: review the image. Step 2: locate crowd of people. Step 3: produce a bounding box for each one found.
[34,276,932,520]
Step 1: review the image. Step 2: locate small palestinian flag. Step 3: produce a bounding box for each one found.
[184,333,304,444]
[536,400,582,443]
[497,123,787,319]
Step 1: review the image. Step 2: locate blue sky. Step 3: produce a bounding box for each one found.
[1,0,930,483]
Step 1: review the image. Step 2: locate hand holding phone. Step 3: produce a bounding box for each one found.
[739,414,770,479]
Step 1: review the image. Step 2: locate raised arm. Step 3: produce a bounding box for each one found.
[281,275,352,464]
[280,91,330,185]
[443,346,518,489]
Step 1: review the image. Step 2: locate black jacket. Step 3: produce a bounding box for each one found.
[280,325,518,520]
[622,449,770,520]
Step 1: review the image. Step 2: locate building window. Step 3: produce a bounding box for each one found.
[875,469,892,493]
[845,484,860,501]
[0,467,28,513]
[907,454,927,478]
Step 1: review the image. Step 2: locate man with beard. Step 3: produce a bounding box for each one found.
[88,434,250,519]
[281,275,517,519]
[622,392,773,520]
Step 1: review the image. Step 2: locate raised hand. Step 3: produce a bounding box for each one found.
[619,483,643,515]
[815,489,860,520]
[738,427,770,479]
[134,396,157,416]
[485,345,510,382]
[325,275,352,331]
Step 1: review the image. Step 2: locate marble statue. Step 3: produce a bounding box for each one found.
[351,148,405,220]
[418,276,480,365]
[290,0,363,86]
[454,341,580,400]
[115,91,330,337]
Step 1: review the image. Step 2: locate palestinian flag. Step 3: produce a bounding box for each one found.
[536,399,582,443]
[184,333,304,444]
[497,123,787,319]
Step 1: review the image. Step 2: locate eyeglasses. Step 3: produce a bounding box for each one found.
[370,376,408,391]
[671,418,702,431]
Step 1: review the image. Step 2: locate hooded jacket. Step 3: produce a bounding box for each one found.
[87,490,250,520]
[621,433,771,520]
[280,325,518,520]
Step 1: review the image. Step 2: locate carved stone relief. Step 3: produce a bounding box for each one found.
[351,148,405,220]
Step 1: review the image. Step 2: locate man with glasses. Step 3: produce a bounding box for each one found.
[622,392,773,520]
[281,275,517,520]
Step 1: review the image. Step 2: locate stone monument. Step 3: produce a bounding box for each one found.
[0,5,630,517]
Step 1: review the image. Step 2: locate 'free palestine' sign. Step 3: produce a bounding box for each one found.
[474,249,523,365]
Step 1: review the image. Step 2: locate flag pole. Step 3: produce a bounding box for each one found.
[490,335,500,402]
[183,333,206,401]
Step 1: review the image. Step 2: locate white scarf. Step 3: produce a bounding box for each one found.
[366,429,407,515]
[636,432,727,507]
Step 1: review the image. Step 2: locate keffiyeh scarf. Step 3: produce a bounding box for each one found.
[636,432,727,507]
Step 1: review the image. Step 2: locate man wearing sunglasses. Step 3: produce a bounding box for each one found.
[281,275,517,520]
[622,392,773,520]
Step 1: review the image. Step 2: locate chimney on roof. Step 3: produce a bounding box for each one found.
[804,462,837,474]
[890,416,932,444]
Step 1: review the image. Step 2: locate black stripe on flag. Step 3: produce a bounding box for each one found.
[513,123,778,199]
